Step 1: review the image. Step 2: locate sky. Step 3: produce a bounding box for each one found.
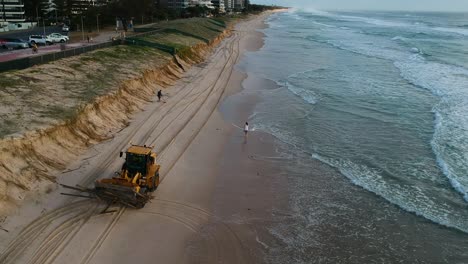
[252,0,468,12]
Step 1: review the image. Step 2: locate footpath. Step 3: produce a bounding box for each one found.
[0,29,129,63]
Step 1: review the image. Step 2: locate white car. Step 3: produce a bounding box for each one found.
[62,25,70,32]
[29,35,52,45]
[48,33,69,43]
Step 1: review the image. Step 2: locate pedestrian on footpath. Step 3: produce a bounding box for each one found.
[157,90,163,102]
[32,43,38,54]
[244,122,249,137]
[87,35,90,43]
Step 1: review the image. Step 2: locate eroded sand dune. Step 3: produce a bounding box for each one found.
[0,22,231,215]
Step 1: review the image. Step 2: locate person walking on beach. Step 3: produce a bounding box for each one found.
[244,122,249,137]
[157,90,163,102]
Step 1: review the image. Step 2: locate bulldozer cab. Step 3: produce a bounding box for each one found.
[126,153,147,175]
[123,146,155,176]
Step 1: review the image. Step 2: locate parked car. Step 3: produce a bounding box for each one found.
[29,35,52,45]
[62,25,70,32]
[0,38,30,49]
[48,33,69,43]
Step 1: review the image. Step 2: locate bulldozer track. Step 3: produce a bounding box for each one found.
[139,199,249,263]
[77,33,243,264]
[147,34,241,146]
[0,200,92,264]
[80,206,125,264]
[78,32,245,264]
[153,32,242,182]
[75,32,233,191]
[28,202,102,264]
[153,198,212,216]
[137,44,230,145]
[29,206,97,264]
[1,30,248,264]
[147,34,240,153]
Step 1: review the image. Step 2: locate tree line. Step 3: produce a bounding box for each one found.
[22,0,285,31]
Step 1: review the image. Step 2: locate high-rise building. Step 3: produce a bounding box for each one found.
[233,0,244,10]
[70,0,97,15]
[0,0,25,22]
[189,0,214,9]
[223,0,233,12]
[211,0,224,12]
[159,0,190,9]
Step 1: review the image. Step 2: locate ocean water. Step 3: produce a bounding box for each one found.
[239,10,468,263]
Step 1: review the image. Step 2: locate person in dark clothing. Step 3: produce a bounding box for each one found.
[157,90,163,102]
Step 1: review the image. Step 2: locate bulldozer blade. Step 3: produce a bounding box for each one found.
[60,192,95,199]
[99,201,117,214]
[60,184,94,193]
[60,182,150,209]
[94,187,148,208]
[100,209,118,215]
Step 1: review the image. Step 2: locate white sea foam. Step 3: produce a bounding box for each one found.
[312,21,336,28]
[393,58,468,203]
[267,9,468,231]
[431,111,468,202]
[276,71,320,105]
[293,9,468,38]
[391,36,407,41]
[325,29,468,203]
[311,153,468,233]
[296,9,412,28]
[339,15,411,28]
[308,25,468,199]
[298,7,333,17]
[286,82,318,105]
[433,26,468,36]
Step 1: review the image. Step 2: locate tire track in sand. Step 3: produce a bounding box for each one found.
[79,32,246,264]
[2,28,249,264]
[0,35,234,264]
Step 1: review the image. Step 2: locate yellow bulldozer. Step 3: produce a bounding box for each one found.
[61,145,160,209]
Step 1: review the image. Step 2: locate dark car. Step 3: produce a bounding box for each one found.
[0,38,30,49]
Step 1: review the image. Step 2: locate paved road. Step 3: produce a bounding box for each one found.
[0,30,123,63]
[0,42,93,62]
[0,25,66,39]
[0,26,69,53]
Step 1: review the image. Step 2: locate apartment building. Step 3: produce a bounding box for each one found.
[233,0,243,10]
[189,0,214,9]
[159,0,190,9]
[224,0,233,12]
[210,0,225,12]
[70,0,97,14]
[0,0,25,22]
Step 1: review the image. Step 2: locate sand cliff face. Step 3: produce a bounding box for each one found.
[0,28,232,215]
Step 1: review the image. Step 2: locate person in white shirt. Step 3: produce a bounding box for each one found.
[244,122,249,136]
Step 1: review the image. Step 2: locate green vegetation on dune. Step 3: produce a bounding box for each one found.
[138,17,230,44]
[0,17,231,138]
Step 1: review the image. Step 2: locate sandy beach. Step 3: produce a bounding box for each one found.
[0,11,287,264]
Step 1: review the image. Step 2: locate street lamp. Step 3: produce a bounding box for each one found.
[96,14,99,33]
[81,16,84,41]
[2,0,6,22]
[42,17,46,36]
[36,6,39,25]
